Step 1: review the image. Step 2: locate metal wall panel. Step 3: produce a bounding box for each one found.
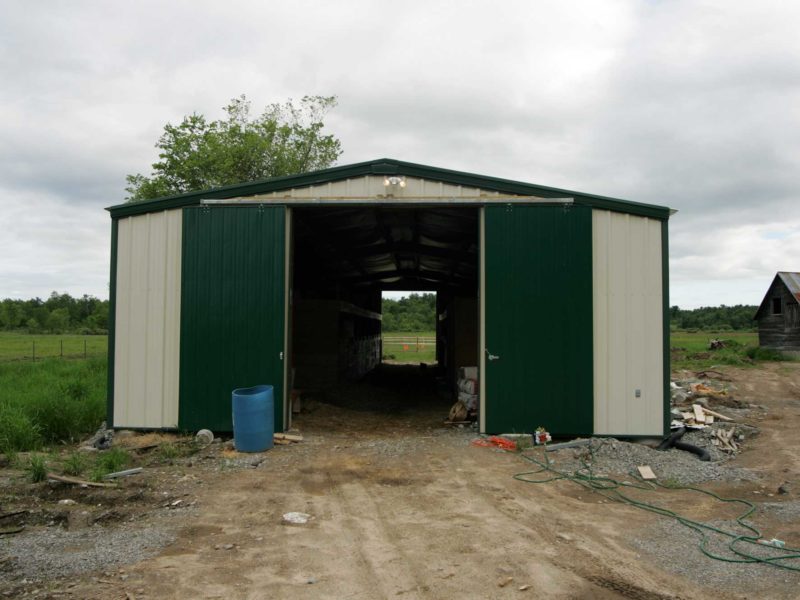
[483,204,594,435]
[113,210,182,428]
[593,210,664,435]
[178,205,286,432]
[249,176,505,200]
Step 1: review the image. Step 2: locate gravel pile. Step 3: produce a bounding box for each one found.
[544,437,757,485]
[0,523,175,582]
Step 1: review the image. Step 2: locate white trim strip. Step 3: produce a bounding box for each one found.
[479,207,487,434]
[201,196,573,206]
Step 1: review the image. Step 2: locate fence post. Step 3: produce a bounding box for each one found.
[60,339,63,358]
[84,339,87,359]
[416,336,419,352]
[32,340,36,362]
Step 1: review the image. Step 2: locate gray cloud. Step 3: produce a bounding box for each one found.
[0,0,797,307]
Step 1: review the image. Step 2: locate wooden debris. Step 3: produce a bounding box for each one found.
[693,404,706,424]
[713,427,739,452]
[274,433,303,442]
[0,526,24,536]
[103,467,143,480]
[47,473,118,488]
[690,383,730,400]
[449,401,468,422]
[702,407,734,422]
[705,415,714,425]
[637,466,657,480]
[273,438,292,445]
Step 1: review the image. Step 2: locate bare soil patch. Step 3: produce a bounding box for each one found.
[1,363,799,599]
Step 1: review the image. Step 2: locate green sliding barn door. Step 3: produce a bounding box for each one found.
[483,204,593,435]
[179,205,286,432]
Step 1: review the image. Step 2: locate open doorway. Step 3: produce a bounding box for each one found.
[287,205,480,430]
[381,291,437,365]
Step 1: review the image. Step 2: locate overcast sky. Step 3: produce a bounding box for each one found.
[1,0,798,308]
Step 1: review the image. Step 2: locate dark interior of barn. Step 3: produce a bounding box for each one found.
[289,206,480,425]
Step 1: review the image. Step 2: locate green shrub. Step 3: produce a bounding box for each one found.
[26,454,48,482]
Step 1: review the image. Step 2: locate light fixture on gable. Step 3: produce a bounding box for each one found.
[383,176,406,188]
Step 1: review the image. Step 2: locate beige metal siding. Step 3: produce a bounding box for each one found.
[593,210,663,435]
[114,210,182,428]
[248,176,506,200]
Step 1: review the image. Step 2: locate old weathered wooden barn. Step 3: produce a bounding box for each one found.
[105,158,673,437]
[755,272,800,351]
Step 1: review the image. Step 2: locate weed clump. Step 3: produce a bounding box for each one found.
[62,452,87,476]
[26,454,48,483]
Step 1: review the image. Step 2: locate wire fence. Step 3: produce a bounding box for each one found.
[382,336,436,353]
[0,336,108,363]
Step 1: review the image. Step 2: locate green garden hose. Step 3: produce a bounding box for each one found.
[513,442,800,571]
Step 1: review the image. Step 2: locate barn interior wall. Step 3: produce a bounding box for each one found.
[113,209,182,428]
[592,209,664,436]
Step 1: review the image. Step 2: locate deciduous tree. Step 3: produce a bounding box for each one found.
[125,95,342,201]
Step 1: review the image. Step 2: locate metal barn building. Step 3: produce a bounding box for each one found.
[106,159,673,437]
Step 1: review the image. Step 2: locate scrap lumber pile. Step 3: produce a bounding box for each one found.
[676,403,733,428]
[669,373,755,454]
[711,427,740,453]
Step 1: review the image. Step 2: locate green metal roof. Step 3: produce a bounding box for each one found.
[106,158,673,220]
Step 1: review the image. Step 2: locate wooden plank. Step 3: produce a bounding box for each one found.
[693,404,706,424]
[274,433,303,442]
[702,407,734,422]
[47,473,117,488]
[705,415,714,424]
[637,466,657,480]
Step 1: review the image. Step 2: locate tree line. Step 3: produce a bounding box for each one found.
[0,293,758,335]
[670,304,758,331]
[0,293,109,334]
[382,294,436,332]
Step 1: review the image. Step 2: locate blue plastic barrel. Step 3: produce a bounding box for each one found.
[231,384,274,452]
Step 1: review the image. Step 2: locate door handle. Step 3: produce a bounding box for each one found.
[485,349,500,361]
[279,351,284,360]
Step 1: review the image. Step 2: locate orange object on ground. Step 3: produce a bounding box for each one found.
[471,436,517,451]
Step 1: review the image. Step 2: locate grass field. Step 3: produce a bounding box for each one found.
[382,331,436,363]
[0,357,107,453]
[669,329,790,369]
[0,328,788,454]
[0,332,107,362]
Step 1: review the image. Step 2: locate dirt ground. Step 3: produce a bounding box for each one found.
[2,363,800,599]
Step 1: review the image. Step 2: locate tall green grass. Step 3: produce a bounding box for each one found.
[0,357,106,453]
